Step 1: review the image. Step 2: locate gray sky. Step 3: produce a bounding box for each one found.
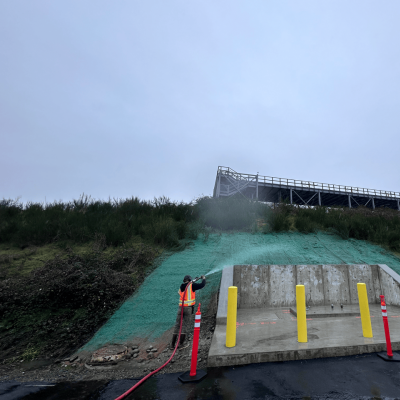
[1,1,400,204]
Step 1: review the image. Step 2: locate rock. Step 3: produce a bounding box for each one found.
[146,349,151,353]
[198,358,202,362]
[133,349,139,354]
[151,349,157,352]
[131,346,138,350]
[69,355,78,362]
[148,345,153,350]
[133,354,138,358]
[137,359,143,363]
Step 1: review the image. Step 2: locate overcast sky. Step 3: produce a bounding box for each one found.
[1,1,400,204]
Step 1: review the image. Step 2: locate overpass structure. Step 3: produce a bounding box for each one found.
[213,166,400,210]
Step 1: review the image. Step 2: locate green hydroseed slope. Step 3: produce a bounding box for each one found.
[83,232,400,351]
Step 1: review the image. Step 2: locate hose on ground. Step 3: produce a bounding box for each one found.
[114,282,191,400]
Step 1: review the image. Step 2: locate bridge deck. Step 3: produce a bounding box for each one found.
[213,166,400,209]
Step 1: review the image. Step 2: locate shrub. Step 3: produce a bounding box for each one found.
[0,196,196,249]
[0,245,156,355]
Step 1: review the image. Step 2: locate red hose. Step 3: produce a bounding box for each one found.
[114,282,191,400]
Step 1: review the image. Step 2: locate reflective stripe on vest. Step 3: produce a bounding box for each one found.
[178,283,196,306]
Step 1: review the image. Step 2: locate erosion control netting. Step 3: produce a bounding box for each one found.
[83,232,400,351]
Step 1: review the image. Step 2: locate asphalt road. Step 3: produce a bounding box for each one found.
[2,353,400,399]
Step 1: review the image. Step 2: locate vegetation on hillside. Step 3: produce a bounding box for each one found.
[0,195,199,249]
[0,245,156,360]
[0,196,199,362]
[268,203,400,251]
[1,194,400,362]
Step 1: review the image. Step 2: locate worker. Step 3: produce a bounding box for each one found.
[171,274,206,348]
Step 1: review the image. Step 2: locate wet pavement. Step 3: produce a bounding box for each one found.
[2,353,400,399]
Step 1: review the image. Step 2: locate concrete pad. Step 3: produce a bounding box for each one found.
[208,305,400,367]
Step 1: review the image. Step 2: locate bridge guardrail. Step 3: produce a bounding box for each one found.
[218,166,400,199]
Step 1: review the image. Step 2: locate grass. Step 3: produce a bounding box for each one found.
[0,243,72,277]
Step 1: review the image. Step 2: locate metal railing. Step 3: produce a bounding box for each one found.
[218,166,400,199]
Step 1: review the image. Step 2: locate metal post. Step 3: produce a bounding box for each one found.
[397,199,399,211]
[290,189,293,205]
[348,195,351,209]
[372,197,375,210]
[357,283,373,338]
[256,174,259,200]
[226,286,237,348]
[278,191,282,203]
[217,172,221,198]
[318,191,321,206]
[296,285,307,343]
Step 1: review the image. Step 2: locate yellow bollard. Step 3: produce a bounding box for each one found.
[296,285,307,343]
[226,286,238,347]
[357,283,373,338]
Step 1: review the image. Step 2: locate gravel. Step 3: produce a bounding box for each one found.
[0,310,216,384]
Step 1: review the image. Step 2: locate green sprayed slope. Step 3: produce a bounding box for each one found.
[83,232,400,351]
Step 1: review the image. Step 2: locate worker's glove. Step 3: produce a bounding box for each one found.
[201,275,206,280]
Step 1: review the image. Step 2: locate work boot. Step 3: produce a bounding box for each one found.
[179,333,186,346]
[170,333,178,349]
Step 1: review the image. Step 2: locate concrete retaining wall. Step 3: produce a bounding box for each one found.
[216,264,400,324]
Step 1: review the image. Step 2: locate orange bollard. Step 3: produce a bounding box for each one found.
[377,295,400,362]
[178,303,208,382]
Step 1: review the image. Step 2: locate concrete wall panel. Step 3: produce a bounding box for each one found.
[237,265,269,308]
[233,265,242,307]
[371,265,383,303]
[296,265,325,306]
[216,266,233,325]
[229,264,400,309]
[347,264,381,304]
[321,265,351,305]
[268,265,296,307]
[379,265,400,306]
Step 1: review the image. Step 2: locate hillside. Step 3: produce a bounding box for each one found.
[1,195,400,367]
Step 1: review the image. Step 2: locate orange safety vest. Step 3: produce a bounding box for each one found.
[178,283,196,307]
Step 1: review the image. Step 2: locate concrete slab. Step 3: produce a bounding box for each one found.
[208,305,400,367]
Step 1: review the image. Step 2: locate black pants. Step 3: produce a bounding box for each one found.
[173,305,193,335]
